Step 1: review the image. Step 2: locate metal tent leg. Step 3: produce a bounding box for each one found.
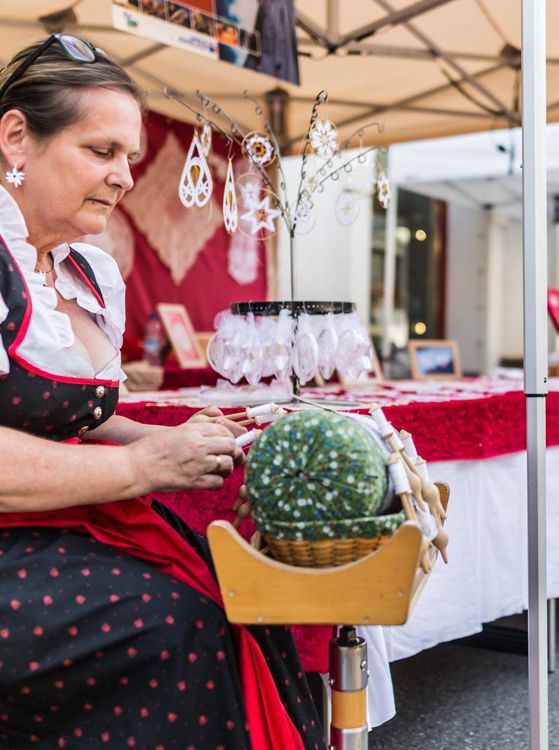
[548,598,556,673]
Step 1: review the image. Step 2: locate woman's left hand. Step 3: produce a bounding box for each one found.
[187,406,247,438]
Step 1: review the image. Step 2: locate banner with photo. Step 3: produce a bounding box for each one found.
[112,0,299,84]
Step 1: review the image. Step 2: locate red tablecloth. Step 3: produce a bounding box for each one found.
[117,389,559,463]
[161,365,220,390]
[116,384,559,671]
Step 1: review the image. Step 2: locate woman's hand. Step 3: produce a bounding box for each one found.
[127,420,244,494]
[187,406,247,438]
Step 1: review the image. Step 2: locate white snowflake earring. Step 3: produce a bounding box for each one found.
[5,164,25,188]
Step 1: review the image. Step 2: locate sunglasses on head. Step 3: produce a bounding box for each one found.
[0,33,98,104]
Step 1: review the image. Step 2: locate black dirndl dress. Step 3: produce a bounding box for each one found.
[0,238,325,750]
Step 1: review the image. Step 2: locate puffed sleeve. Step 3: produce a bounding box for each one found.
[0,290,9,374]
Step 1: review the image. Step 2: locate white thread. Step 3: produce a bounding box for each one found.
[391,430,404,451]
[414,504,438,541]
[246,402,282,418]
[341,413,395,512]
[401,432,418,460]
[415,459,430,481]
[236,429,260,448]
[369,405,391,434]
[387,459,411,495]
[254,413,283,426]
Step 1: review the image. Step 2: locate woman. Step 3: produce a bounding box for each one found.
[0,34,324,749]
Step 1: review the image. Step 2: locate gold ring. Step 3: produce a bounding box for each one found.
[215,454,222,472]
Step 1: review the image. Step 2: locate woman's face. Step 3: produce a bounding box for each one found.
[21,87,142,245]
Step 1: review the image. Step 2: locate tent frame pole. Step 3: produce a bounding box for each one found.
[522,1,548,749]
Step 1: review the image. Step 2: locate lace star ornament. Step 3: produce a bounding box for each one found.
[241,195,281,234]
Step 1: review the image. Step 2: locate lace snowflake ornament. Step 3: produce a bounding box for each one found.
[377,171,392,209]
[308,119,338,160]
[242,133,275,167]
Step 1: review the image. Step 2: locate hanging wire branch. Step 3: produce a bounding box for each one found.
[194,91,293,230]
[301,145,381,199]
[164,86,389,241]
[164,87,291,228]
[242,90,291,215]
[164,88,235,146]
[292,89,329,231]
[195,91,246,142]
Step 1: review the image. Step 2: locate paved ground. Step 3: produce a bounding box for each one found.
[368,638,559,749]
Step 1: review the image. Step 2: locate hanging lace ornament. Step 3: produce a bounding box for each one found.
[179,130,213,208]
[207,310,234,377]
[223,159,238,234]
[271,309,294,383]
[242,132,276,168]
[293,196,316,235]
[258,317,279,378]
[292,313,319,384]
[335,313,372,381]
[377,170,392,209]
[349,157,373,190]
[239,176,262,209]
[240,313,264,386]
[200,122,212,156]
[308,119,338,160]
[302,170,321,197]
[241,194,281,235]
[335,189,360,226]
[317,313,339,380]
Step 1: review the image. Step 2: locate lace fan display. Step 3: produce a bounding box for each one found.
[207,302,376,391]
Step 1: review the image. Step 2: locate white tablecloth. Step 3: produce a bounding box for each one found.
[361,446,559,727]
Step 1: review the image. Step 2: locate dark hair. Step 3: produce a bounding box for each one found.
[0,37,144,139]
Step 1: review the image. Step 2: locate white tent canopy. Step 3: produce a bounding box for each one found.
[389,123,559,219]
[0,1,559,147]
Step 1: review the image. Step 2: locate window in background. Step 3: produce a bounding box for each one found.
[370,188,447,375]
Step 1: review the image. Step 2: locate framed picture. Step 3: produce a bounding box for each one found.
[408,339,462,380]
[156,303,206,368]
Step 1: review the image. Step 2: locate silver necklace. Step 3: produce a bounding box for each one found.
[34,254,54,287]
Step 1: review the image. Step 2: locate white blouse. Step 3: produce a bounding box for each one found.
[0,186,126,382]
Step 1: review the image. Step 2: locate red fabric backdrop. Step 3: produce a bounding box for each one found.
[91,110,269,342]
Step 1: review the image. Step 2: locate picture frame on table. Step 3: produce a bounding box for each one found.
[156,303,206,368]
[408,339,462,380]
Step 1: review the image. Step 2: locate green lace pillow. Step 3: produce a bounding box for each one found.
[246,411,402,541]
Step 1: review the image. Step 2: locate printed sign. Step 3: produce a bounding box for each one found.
[112,0,299,83]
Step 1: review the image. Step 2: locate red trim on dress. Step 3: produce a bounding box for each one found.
[66,252,106,309]
[0,233,119,387]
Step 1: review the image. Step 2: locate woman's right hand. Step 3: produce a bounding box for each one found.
[126,421,244,494]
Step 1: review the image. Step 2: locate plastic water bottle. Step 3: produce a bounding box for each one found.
[143,311,162,366]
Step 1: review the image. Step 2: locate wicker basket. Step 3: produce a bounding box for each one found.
[263,535,391,568]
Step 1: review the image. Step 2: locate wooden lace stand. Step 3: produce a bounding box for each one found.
[208,483,450,750]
